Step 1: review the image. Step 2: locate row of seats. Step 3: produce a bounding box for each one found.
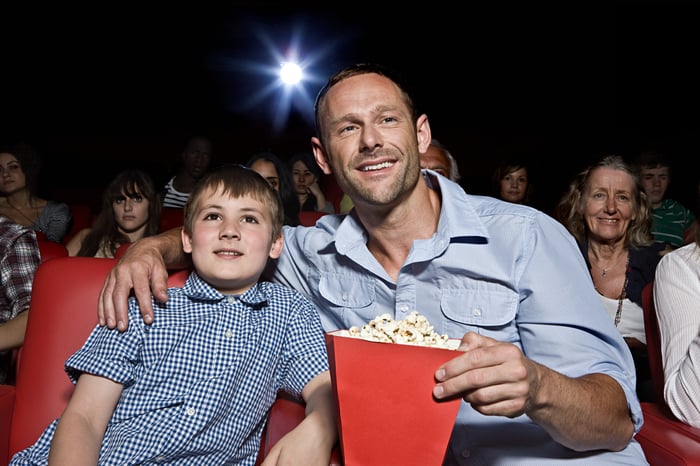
[0,256,342,465]
[63,204,329,249]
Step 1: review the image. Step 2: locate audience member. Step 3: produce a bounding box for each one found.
[0,143,72,243]
[289,151,334,214]
[66,169,161,258]
[653,192,700,427]
[420,138,461,182]
[635,151,695,249]
[162,135,212,208]
[246,151,300,226]
[492,158,532,205]
[11,165,336,465]
[0,215,41,384]
[98,63,647,463]
[556,154,664,402]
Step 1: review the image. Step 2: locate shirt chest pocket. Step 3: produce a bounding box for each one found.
[318,272,379,327]
[439,286,520,343]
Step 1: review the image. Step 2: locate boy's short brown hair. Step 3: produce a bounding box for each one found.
[183,164,284,240]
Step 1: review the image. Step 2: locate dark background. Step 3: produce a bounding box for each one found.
[1,2,698,214]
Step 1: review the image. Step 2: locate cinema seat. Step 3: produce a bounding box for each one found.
[634,281,700,465]
[0,258,340,464]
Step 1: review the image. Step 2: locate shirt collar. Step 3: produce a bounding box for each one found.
[333,169,490,256]
[182,271,267,308]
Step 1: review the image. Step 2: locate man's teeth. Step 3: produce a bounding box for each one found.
[362,161,392,171]
[218,251,241,255]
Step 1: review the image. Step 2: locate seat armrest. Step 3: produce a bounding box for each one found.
[0,384,16,465]
[258,392,342,465]
[636,402,700,466]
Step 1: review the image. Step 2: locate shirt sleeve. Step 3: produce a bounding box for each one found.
[654,247,700,427]
[39,201,73,243]
[3,229,41,318]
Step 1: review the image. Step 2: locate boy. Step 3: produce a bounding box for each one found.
[11,164,336,465]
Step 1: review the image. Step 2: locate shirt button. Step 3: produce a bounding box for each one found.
[186,407,196,416]
[155,455,166,463]
[399,304,409,313]
[225,330,234,339]
[473,308,482,317]
[228,296,235,304]
[461,449,471,458]
[342,292,349,301]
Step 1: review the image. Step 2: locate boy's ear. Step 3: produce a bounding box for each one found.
[268,234,284,259]
[182,228,193,254]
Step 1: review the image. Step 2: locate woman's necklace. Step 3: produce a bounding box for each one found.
[5,198,40,226]
[614,257,630,327]
[590,251,627,278]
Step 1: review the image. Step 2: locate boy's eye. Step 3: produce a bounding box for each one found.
[242,216,259,224]
[204,213,220,221]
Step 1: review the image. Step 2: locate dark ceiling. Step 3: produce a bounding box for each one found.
[1,2,698,211]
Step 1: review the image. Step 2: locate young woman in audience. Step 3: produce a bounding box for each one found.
[556,154,665,402]
[653,190,700,427]
[0,143,72,243]
[66,169,161,257]
[246,151,300,226]
[492,158,532,205]
[288,151,334,214]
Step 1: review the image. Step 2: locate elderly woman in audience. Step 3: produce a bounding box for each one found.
[0,143,72,243]
[653,197,700,427]
[556,154,665,402]
[66,169,161,258]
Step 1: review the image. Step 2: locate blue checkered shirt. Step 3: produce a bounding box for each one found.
[11,271,328,465]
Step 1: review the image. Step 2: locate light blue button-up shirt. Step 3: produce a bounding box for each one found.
[269,170,647,465]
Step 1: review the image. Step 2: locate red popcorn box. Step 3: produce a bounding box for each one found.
[325,330,462,466]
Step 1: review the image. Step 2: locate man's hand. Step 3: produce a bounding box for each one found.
[432,332,534,418]
[433,332,634,452]
[98,235,173,331]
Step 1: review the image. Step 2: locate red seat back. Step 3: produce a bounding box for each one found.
[63,204,94,245]
[298,211,327,227]
[160,207,184,233]
[9,257,118,458]
[37,240,68,263]
[642,281,665,407]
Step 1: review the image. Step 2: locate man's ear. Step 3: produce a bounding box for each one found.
[268,234,284,260]
[311,137,333,175]
[416,114,432,155]
[182,228,193,254]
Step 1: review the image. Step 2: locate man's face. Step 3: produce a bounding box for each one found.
[312,73,425,208]
[639,166,670,207]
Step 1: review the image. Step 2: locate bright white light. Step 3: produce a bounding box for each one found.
[280,61,303,85]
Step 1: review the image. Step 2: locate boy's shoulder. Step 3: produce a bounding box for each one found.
[256,280,308,301]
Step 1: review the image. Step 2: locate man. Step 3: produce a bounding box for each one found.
[161,135,213,208]
[636,151,695,249]
[0,215,41,384]
[420,138,461,182]
[99,63,646,464]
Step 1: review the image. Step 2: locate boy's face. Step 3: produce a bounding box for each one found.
[639,165,670,207]
[182,187,283,295]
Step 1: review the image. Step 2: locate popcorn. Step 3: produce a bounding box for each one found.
[347,311,452,348]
